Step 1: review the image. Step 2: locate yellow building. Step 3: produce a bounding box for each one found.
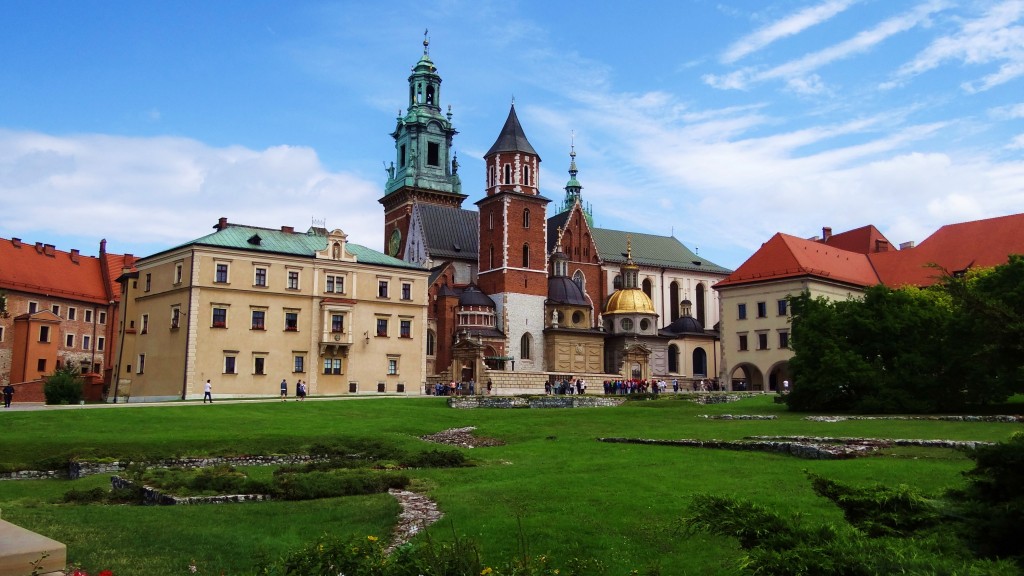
[112,218,430,401]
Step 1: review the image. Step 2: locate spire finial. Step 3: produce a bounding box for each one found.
[511,95,515,107]
[627,235,633,260]
[570,130,576,158]
[423,29,429,54]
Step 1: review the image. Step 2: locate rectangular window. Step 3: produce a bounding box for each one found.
[376,318,388,337]
[737,303,747,320]
[28,302,38,313]
[427,141,440,166]
[331,314,344,333]
[82,335,91,350]
[215,263,229,283]
[757,332,769,350]
[378,382,387,392]
[254,267,267,287]
[401,282,412,300]
[144,273,152,292]
[254,357,266,375]
[779,331,790,349]
[757,302,767,318]
[400,319,411,338]
[212,307,227,328]
[137,353,146,374]
[174,263,183,284]
[251,310,266,330]
[52,304,61,316]
[141,314,149,334]
[287,271,299,290]
[378,280,389,298]
[98,311,105,324]
[778,299,788,316]
[171,307,181,329]
[387,358,398,375]
[323,358,342,375]
[39,325,50,342]
[326,275,335,293]
[399,144,406,167]
[224,356,236,374]
[66,334,75,347]
[37,359,47,372]
[84,309,93,323]
[738,334,748,351]
[285,312,298,331]
[294,355,305,373]
[68,307,77,321]
[97,336,105,351]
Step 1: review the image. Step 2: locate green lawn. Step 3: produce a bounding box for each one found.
[1,395,1017,575]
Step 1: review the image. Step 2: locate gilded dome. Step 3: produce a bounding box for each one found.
[604,289,655,314]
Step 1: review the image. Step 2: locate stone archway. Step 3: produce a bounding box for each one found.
[729,363,764,391]
[622,342,652,381]
[767,361,792,392]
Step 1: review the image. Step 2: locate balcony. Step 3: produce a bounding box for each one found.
[319,330,353,357]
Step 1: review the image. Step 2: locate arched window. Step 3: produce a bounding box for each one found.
[522,244,530,268]
[693,348,707,377]
[489,165,496,187]
[522,165,531,186]
[613,274,623,290]
[668,344,679,373]
[520,333,532,360]
[696,283,706,328]
[426,85,435,105]
[426,330,436,356]
[642,278,653,299]
[670,281,680,322]
[504,164,512,185]
[523,208,530,229]
[572,270,585,290]
[488,211,493,230]
[489,244,494,269]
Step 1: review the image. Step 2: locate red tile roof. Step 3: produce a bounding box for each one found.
[0,238,131,304]
[715,213,1024,290]
[824,224,893,254]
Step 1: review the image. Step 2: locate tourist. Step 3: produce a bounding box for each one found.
[298,380,307,401]
[203,380,213,403]
[280,379,288,401]
[3,383,14,408]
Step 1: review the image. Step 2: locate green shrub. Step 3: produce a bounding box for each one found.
[43,364,84,405]
[62,487,108,504]
[271,470,409,500]
[400,449,468,468]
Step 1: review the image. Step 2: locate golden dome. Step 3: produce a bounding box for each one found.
[604,289,655,314]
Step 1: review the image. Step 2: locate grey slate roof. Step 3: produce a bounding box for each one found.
[153,223,425,271]
[485,105,539,158]
[417,204,479,261]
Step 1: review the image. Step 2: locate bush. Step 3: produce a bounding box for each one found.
[44,364,84,405]
[400,449,467,469]
[272,470,409,501]
[62,487,108,504]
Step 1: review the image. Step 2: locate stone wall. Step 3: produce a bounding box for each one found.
[1,454,322,481]
[111,475,271,505]
[449,396,623,409]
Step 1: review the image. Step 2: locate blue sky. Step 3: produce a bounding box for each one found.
[2,1,1023,270]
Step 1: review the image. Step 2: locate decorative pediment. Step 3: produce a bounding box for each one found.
[317,229,357,262]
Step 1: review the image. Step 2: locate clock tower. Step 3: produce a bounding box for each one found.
[379,34,465,260]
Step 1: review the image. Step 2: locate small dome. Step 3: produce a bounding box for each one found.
[458,285,495,308]
[604,289,655,314]
[548,277,589,306]
[665,315,704,335]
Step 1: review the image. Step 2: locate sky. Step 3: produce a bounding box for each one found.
[2,0,1023,270]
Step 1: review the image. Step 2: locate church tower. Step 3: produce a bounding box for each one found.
[379,34,464,260]
[476,104,551,370]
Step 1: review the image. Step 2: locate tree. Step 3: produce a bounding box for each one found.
[44,362,84,405]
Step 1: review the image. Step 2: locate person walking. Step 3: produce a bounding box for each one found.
[280,379,288,401]
[203,380,213,403]
[3,383,14,408]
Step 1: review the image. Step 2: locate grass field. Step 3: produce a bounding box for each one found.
[1,394,1019,575]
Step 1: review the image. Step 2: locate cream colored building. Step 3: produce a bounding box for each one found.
[112,219,430,401]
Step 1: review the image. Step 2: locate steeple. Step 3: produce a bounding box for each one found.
[556,135,593,227]
[486,103,539,157]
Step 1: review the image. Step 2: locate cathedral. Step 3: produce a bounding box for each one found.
[380,38,731,392]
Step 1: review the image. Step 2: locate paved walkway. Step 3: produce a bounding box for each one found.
[1,394,435,412]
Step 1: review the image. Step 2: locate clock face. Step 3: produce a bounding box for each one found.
[388,229,402,256]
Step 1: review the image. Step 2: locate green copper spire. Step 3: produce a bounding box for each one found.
[556,137,593,227]
[383,33,462,198]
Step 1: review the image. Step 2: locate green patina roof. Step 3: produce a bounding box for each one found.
[153,224,425,271]
[591,228,732,274]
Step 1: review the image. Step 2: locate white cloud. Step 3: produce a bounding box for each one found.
[886,0,1024,91]
[988,102,1024,118]
[721,0,860,64]
[0,130,384,256]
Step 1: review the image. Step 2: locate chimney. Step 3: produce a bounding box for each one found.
[899,241,915,250]
[281,225,295,234]
[11,238,21,247]
[35,242,44,253]
[99,238,107,256]
[70,249,80,263]
[214,217,229,231]
[124,254,135,267]
[44,244,56,257]
[874,239,889,252]
[822,227,832,241]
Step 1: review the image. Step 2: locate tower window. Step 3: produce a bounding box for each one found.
[522,165,531,186]
[522,244,530,268]
[427,142,440,166]
[399,145,407,168]
[523,208,530,228]
[426,85,435,105]
[504,164,511,185]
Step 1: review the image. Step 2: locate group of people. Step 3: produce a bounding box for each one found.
[432,379,484,396]
[545,378,587,395]
[280,379,307,401]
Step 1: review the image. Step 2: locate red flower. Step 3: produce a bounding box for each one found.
[99,571,115,576]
